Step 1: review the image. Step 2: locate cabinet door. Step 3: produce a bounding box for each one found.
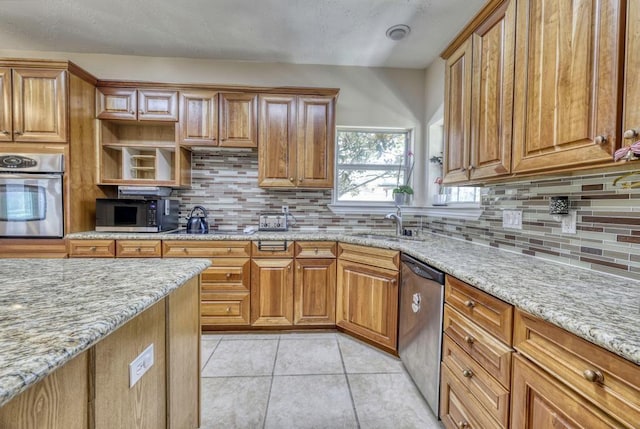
[178,91,218,146]
[622,0,640,146]
[12,69,67,142]
[336,259,399,351]
[511,0,622,173]
[258,95,297,187]
[96,87,137,120]
[0,68,11,141]
[219,92,257,147]
[469,0,515,180]
[296,96,335,188]
[294,258,336,326]
[250,258,294,326]
[443,39,472,184]
[511,355,620,428]
[138,90,178,121]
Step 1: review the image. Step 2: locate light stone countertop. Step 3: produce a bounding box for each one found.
[67,230,640,366]
[0,258,210,408]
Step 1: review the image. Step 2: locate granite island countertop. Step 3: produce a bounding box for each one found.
[67,230,640,365]
[0,258,210,408]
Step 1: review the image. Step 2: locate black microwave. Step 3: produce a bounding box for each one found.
[95,199,179,232]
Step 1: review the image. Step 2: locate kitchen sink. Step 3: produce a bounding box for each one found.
[167,229,232,235]
[351,233,421,241]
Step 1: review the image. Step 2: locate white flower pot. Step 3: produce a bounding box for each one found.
[433,194,448,206]
[394,193,412,206]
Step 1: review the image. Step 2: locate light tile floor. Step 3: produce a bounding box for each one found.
[200,331,443,429]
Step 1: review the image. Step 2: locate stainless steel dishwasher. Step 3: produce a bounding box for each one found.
[398,254,445,417]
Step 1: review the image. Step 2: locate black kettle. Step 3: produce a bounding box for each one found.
[186,206,209,234]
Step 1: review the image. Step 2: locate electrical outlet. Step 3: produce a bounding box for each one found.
[561,210,577,234]
[281,206,289,214]
[129,344,154,388]
[502,209,523,229]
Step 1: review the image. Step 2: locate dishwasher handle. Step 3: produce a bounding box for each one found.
[401,254,445,285]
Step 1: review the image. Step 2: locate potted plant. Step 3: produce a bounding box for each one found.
[392,151,414,205]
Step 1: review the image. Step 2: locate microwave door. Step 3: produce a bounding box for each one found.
[0,174,63,237]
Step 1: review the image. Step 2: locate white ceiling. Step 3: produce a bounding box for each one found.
[0,0,485,69]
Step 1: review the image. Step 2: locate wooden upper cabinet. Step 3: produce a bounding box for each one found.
[469,0,515,181]
[443,39,472,184]
[96,87,137,120]
[0,68,11,141]
[178,91,218,146]
[219,92,257,148]
[622,0,640,147]
[511,0,622,173]
[258,94,297,187]
[97,88,178,121]
[137,90,178,121]
[12,68,67,143]
[296,96,335,188]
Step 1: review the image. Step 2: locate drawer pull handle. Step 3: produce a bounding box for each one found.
[464,335,475,345]
[464,300,475,308]
[462,369,473,378]
[90,246,97,251]
[583,369,604,383]
[457,421,469,429]
[226,273,231,278]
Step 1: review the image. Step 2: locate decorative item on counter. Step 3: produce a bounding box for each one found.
[186,205,209,234]
[613,140,640,162]
[549,196,569,221]
[392,151,414,206]
[433,177,447,206]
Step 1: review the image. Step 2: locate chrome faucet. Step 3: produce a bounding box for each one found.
[385,207,403,236]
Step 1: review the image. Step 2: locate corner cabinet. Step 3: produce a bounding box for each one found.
[336,243,399,352]
[0,68,67,143]
[258,94,335,189]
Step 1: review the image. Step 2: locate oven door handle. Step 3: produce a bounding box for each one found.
[0,173,62,180]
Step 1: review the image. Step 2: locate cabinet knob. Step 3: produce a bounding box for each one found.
[391,278,397,285]
[226,272,231,278]
[583,369,604,383]
[464,335,475,345]
[227,247,232,253]
[623,129,638,139]
[139,110,145,115]
[594,135,607,145]
[457,421,469,429]
[468,165,475,171]
[220,138,226,141]
[226,306,231,313]
[0,130,9,134]
[135,247,141,252]
[130,111,135,115]
[90,246,97,251]
[462,369,474,378]
[314,247,319,254]
[464,300,475,308]
[287,265,291,271]
[289,177,294,182]
[460,167,466,172]
[14,130,23,135]
[182,248,188,253]
[297,265,301,270]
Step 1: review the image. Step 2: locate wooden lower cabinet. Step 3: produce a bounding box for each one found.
[336,259,399,351]
[294,258,336,325]
[68,239,115,258]
[510,354,620,428]
[115,240,162,257]
[251,258,294,326]
[201,258,251,327]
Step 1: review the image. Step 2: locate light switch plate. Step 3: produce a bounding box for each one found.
[502,209,523,229]
[129,344,154,388]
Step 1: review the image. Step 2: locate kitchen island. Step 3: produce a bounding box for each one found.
[0,258,210,428]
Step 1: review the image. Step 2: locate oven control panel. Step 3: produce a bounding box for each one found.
[0,153,64,173]
[0,155,37,169]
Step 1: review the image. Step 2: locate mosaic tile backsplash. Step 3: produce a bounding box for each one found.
[176,150,640,281]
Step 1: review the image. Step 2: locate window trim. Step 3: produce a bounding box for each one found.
[333,126,413,205]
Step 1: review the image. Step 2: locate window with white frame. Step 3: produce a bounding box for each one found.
[334,128,411,203]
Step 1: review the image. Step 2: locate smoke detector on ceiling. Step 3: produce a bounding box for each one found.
[386,24,411,41]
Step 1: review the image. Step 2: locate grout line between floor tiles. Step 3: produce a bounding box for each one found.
[262,336,280,429]
[200,338,222,375]
[337,336,361,429]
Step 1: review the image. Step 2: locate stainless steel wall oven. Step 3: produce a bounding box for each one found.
[0,153,64,238]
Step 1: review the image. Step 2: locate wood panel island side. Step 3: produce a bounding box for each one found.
[0,258,210,429]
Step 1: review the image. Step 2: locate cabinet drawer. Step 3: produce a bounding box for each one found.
[443,305,512,388]
[337,242,399,270]
[442,336,510,428]
[251,240,294,258]
[201,292,250,326]
[116,240,162,257]
[201,258,250,292]
[162,241,251,258]
[68,240,115,258]
[445,276,513,345]
[440,363,502,429]
[295,241,337,258]
[514,310,640,428]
